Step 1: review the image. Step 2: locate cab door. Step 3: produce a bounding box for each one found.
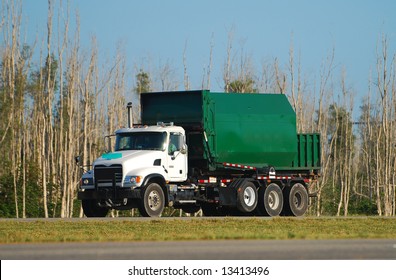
[166,132,188,181]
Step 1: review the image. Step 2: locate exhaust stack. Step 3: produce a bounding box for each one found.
[127,102,133,128]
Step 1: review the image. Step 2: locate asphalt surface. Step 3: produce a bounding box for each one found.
[1,239,396,260]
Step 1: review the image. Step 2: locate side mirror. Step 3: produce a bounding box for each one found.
[75,155,88,174]
[104,134,115,153]
[180,144,187,154]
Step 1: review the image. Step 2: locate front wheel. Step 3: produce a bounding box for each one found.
[139,182,165,217]
[82,199,109,217]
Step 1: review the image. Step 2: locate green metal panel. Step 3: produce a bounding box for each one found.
[141,91,203,125]
[291,133,321,170]
[203,91,297,168]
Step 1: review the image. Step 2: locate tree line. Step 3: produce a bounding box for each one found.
[0,0,395,217]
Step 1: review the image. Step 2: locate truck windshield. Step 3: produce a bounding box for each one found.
[115,132,167,151]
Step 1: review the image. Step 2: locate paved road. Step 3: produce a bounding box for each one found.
[1,239,396,260]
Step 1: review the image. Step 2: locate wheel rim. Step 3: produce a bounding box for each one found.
[293,192,303,209]
[243,186,256,207]
[147,190,162,211]
[268,190,280,210]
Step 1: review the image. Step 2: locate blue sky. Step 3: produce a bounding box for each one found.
[22,0,396,104]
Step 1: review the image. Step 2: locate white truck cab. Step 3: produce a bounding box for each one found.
[79,122,188,217]
[81,122,187,189]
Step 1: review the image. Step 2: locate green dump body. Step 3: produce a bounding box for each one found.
[141,90,320,173]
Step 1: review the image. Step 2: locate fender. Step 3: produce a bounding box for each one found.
[142,173,166,187]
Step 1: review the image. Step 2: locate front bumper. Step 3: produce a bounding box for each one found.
[78,188,141,200]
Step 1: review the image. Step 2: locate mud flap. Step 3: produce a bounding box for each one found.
[218,186,237,206]
[218,178,252,207]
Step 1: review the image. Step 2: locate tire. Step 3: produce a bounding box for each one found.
[256,183,283,216]
[82,199,109,217]
[236,181,258,213]
[139,182,165,217]
[283,183,309,216]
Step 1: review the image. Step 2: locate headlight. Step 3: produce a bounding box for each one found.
[124,176,142,185]
[80,177,93,188]
[82,178,93,185]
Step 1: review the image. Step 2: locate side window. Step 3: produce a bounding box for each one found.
[169,133,182,155]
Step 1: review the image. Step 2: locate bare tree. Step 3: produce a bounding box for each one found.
[311,48,335,216]
[335,71,355,216]
[1,0,24,218]
[274,58,286,94]
[157,59,178,91]
[183,40,190,90]
[372,35,396,216]
[223,27,234,93]
[222,32,257,93]
[205,33,214,90]
[288,38,306,132]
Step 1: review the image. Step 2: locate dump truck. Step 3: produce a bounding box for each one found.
[77,90,320,217]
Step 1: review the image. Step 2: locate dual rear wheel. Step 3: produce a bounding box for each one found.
[282,183,309,216]
[234,180,309,217]
[256,182,309,217]
[256,183,283,216]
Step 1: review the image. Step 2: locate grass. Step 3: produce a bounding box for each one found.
[1,217,396,244]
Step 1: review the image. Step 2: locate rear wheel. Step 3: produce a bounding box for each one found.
[139,182,165,217]
[236,181,258,213]
[283,183,309,216]
[256,183,283,216]
[82,199,109,217]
